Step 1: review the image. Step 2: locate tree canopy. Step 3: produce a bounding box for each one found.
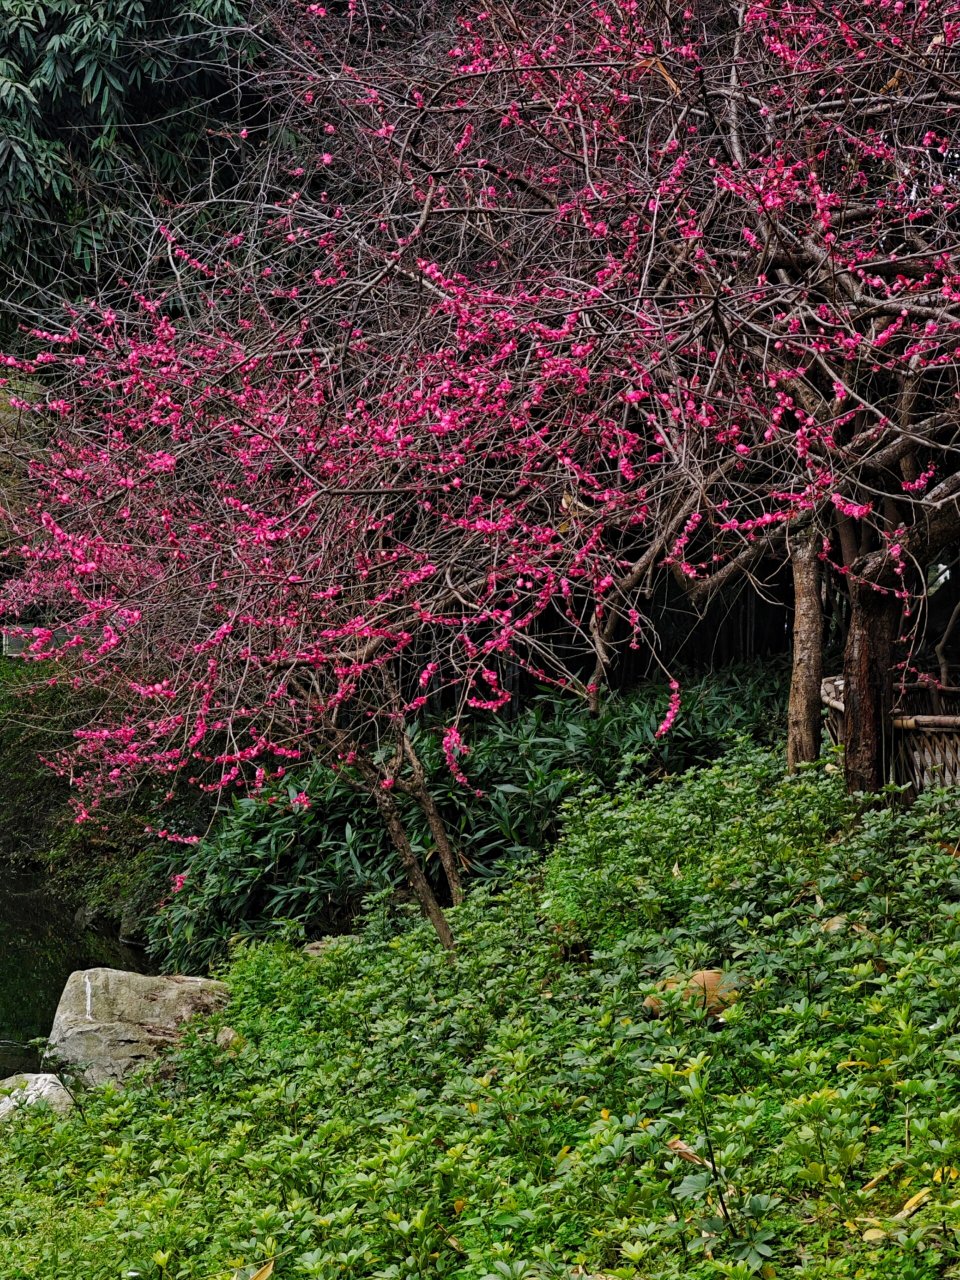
[3,0,960,934]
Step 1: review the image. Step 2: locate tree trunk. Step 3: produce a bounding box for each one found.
[787,533,823,770]
[375,788,456,951]
[842,583,899,792]
[402,733,464,905]
[413,786,464,905]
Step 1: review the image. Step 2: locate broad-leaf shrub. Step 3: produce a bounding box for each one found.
[7,747,960,1277]
[0,0,251,325]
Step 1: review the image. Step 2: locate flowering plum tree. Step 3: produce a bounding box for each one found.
[4,0,960,939]
[250,0,960,787]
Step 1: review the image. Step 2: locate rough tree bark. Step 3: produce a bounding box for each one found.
[373,787,456,951]
[841,583,899,793]
[402,732,464,905]
[787,532,823,771]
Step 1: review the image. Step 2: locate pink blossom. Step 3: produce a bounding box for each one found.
[655,680,682,739]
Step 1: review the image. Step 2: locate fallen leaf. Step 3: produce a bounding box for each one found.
[821,914,847,933]
[667,1137,710,1167]
[233,1263,275,1280]
[893,1186,931,1218]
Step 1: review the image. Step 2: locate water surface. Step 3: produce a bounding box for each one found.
[0,873,148,1075]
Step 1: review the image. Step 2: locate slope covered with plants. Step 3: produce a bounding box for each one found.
[4,745,960,1280]
[147,666,787,971]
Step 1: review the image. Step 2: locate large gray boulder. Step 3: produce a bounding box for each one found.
[47,968,229,1086]
[0,1073,73,1120]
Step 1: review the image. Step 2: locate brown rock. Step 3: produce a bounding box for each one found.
[643,969,738,1018]
[303,935,358,958]
[215,1025,243,1052]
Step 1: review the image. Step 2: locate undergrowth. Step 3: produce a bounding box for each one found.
[6,743,960,1278]
[148,664,787,971]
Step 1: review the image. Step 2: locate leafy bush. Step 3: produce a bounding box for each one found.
[0,0,251,327]
[0,657,72,862]
[6,746,960,1277]
[147,664,789,970]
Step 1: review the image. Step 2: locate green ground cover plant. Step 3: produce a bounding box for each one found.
[5,744,960,1278]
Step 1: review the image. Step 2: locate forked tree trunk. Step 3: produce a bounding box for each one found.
[787,532,824,771]
[374,789,456,951]
[842,583,899,792]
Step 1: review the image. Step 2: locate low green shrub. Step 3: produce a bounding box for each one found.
[148,664,788,970]
[5,746,960,1277]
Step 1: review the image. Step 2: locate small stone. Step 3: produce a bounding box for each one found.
[303,935,358,958]
[0,1073,73,1120]
[215,1026,242,1051]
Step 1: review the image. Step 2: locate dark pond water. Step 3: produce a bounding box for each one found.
[0,873,148,1076]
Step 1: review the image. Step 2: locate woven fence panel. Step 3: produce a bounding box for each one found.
[821,678,960,793]
[897,730,960,791]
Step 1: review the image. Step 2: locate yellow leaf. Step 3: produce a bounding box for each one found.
[245,1262,275,1280]
[453,1198,466,1214]
[894,1187,931,1219]
[862,1228,887,1242]
[860,1163,902,1192]
[600,1109,610,1120]
[467,1101,479,1114]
